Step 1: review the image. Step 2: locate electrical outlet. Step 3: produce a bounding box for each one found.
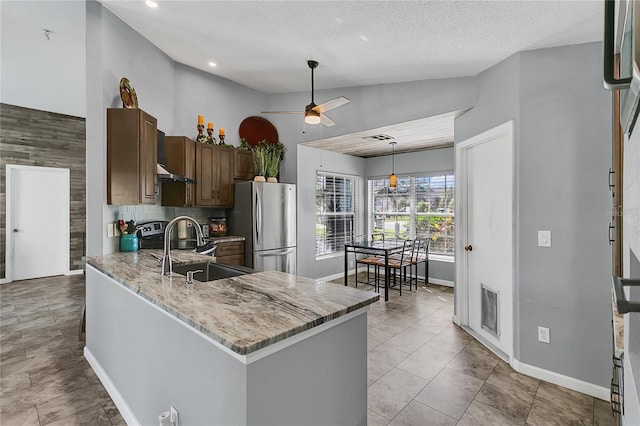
[170,406,179,426]
[537,230,551,247]
[538,326,550,344]
[107,223,114,238]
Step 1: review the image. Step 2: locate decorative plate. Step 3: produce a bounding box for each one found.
[119,77,138,109]
[239,116,279,145]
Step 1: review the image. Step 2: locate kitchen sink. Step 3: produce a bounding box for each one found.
[172,262,254,282]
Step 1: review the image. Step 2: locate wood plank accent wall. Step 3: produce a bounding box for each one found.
[0,103,86,278]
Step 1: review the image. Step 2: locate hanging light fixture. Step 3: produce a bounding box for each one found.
[389,141,397,188]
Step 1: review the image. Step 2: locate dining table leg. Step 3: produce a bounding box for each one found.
[384,251,389,301]
[344,248,349,286]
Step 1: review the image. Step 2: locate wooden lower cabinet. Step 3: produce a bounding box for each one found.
[195,144,234,207]
[216,241,245,266]
[161,136,196,207]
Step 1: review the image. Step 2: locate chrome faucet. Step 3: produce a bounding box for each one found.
[161,216,206,276]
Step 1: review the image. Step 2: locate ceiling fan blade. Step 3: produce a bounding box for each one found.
[313,97,350,114]
[320,114,336,127]
[261,111,304,114]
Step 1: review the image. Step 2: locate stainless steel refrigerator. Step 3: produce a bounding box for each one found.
[229,182,296,274]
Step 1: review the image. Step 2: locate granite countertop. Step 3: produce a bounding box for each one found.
[208,235,245,243]
[612,289,624,358]
[87,251,378,356]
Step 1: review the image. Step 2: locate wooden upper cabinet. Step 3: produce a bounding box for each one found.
[234,149,255,180]
[195,144,234,207]
[161,136,196,207]
[107,108,157,205]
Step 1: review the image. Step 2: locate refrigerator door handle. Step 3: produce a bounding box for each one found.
[255,188,261,246]
[258,248,295,257]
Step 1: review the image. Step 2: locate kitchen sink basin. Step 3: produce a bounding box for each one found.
[172,262,254,282]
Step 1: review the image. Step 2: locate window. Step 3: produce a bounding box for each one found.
[316,172,359,257]
[369,174,455,256]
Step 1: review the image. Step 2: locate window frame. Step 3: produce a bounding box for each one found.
[315,171,361,259]
[368,171,455,259]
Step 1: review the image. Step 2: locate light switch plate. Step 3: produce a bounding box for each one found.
[107,223,114,238]
[538,230,551,247]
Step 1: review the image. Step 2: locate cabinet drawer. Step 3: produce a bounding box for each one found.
[216,241,244,257]
[216,254,244,267]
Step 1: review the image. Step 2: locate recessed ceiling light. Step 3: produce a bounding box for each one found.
[208,62,217,67]
[145,0,158,8]
[360,35,369,42]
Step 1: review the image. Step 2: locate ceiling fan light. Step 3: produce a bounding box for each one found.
[305,110,321,125]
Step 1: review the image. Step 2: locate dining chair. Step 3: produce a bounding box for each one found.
[414,238,429,286]
[354,233,385,291]
[389,238,419,290]
[372,239,412,295]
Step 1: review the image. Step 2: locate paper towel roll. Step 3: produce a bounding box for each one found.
[158,411,173,426]
[177,220,187,239]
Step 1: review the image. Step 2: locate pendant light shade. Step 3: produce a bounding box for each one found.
[389,141,397,188]
[304,110,321,125]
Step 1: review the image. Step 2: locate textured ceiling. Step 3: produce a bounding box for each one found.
[100,0,603,94]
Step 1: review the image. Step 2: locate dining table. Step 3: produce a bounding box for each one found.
[344,238,407,301]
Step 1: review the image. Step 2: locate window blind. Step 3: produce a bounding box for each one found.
[316,172,359,257]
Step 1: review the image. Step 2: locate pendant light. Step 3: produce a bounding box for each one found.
[389,141,397,188]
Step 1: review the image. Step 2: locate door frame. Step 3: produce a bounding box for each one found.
[454,121,516,359]
[5,164,70,283]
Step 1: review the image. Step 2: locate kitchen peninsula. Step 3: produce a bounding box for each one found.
[85,251,378,426]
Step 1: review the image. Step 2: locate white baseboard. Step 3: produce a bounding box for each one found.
[0,278,9,285]
[319,270,355,282]
[425,277,453,287]
[66,269,84,276]
[511,358,610,401]
[84,347,140,426]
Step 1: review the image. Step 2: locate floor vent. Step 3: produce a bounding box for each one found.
[481,284,499,337]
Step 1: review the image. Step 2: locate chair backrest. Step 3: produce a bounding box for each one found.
[419,238,429,259]
[372,232,385,241]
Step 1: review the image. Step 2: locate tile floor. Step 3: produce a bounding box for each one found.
[330,273,616,426]
[0,273,616,426]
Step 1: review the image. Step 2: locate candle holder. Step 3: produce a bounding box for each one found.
[206,128,217,145]
[196,124,208,144]
[218,134,226,145]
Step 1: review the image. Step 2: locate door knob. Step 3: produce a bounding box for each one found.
[464,245,473,251]
[12,228,19,233]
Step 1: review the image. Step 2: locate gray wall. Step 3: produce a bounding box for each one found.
[456,42,612,388]
[270,77,476,184]
[0,1,86,117]
[365,147,456,283]
[297,146,366,279]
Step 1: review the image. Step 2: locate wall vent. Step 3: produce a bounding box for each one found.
[362,134,394,141]
[481,284,500,337]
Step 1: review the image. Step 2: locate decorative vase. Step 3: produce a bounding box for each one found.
[254,175,266,182]
[267,177,278,183]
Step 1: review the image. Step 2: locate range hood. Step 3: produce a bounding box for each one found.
[157,130,196,184]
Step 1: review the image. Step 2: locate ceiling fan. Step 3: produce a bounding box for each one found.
[262,60,350,127]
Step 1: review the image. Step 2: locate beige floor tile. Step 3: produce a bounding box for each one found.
[367,344,411,383]
[388,401,457,426]
[396,356,443,381]
[43,403,111,426]
[386,326,437,353]
[0,371,31,394]
[368,409,390,426]
[409,341,462,370]
[36,385,109,425]
[526,398,593,426]
[0,404,40,426]
[368,368,429,420]
[414,367,484,419]
[535,380,594,420]
[593,398,616,426]
[446,342,499,380]
[458,400,524,426]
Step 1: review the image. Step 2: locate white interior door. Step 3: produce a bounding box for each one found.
[6,165,69,281]
[457,122,514,357]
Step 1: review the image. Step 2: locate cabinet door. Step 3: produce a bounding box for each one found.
[139,110,158,204]
[185,139,195,206]
[162,137,196,207]
[217,146,234,207]
[195,143,216,207]
[234,149,255,180]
